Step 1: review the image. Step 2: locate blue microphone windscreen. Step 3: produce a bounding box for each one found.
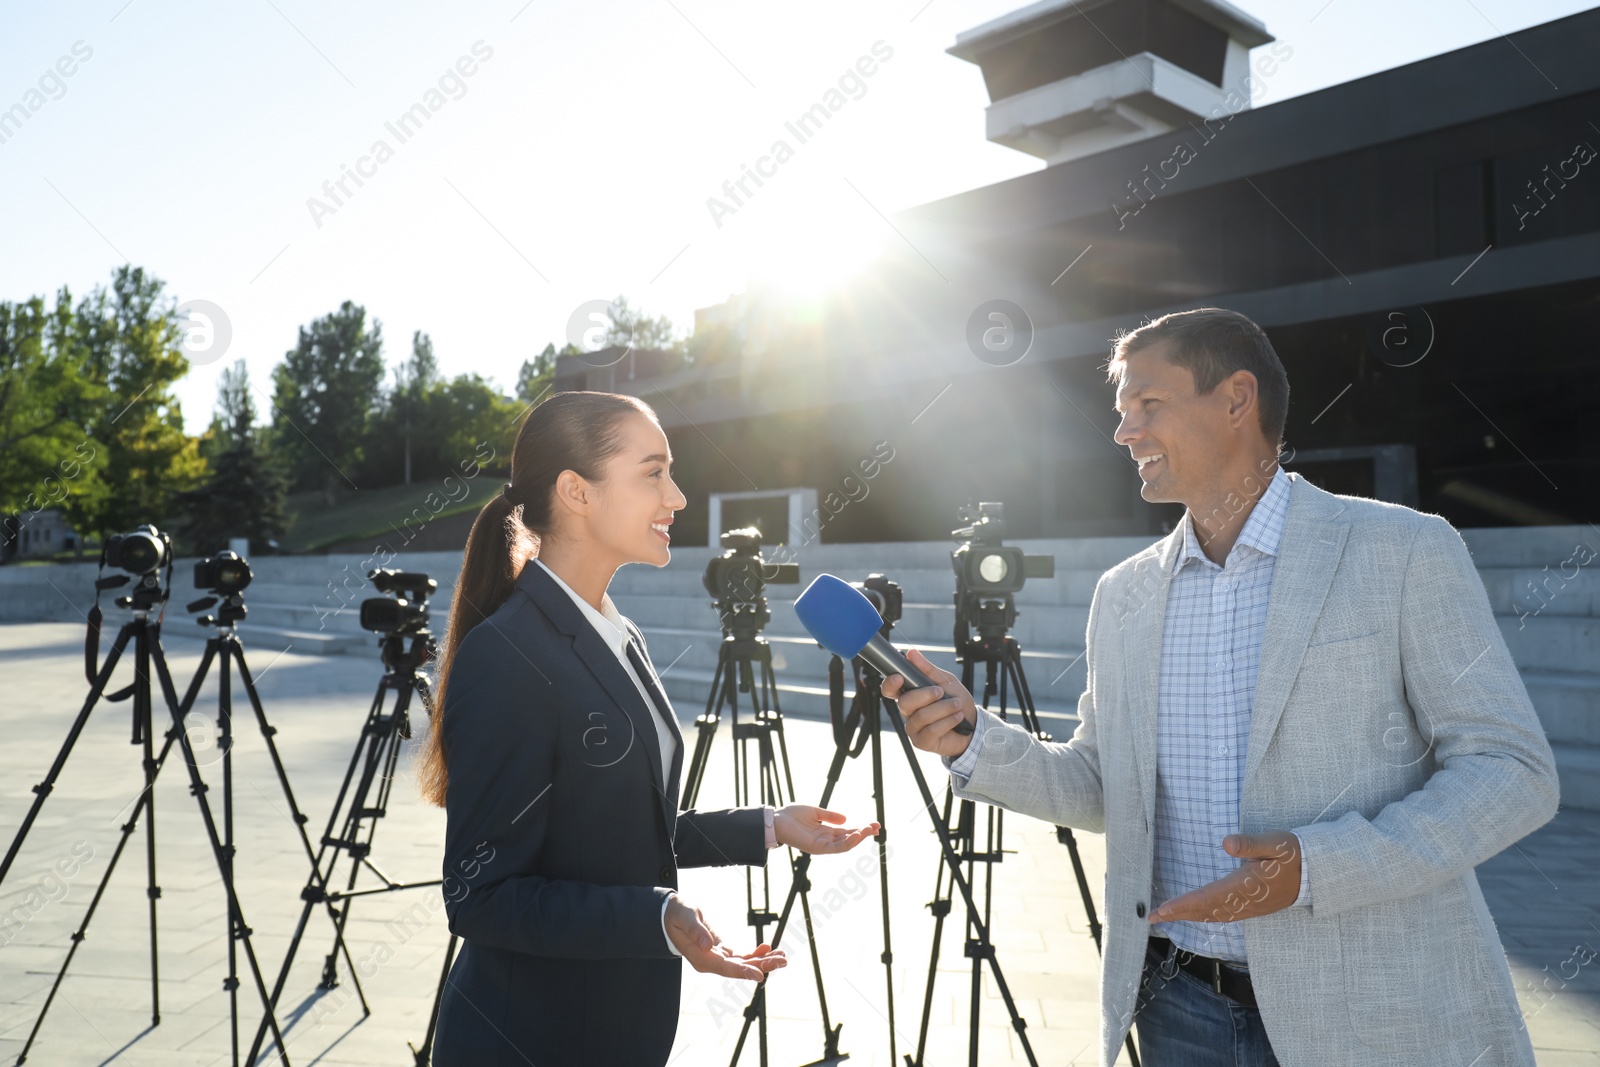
[793,573,883,659]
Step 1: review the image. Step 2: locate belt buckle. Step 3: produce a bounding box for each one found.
[1209,960,1223,996]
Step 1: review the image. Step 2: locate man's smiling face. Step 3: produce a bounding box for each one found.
[1112,341,1237,506]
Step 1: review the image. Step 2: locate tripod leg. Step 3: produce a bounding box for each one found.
[149,636,293,1067]
[14,750,168,1063]
[727,688,858,1065]
[220,642,243,1065]
[231,640,317,866]
[759,659,843,1063]
[136,630,163,1027]
[409,933,459,1066]
[867,697,898,1065]
[679,647,730,809]
[886,701,1039,1067]
[0,622,135,886]
[247,678,402,1067]
[1003,650,1140,1066]
[323,679,418,998]
[966,799,996,1067]
[908,786,956,1067]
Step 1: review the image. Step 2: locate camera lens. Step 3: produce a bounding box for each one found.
[214,554,251,593]
[116,529,164,574]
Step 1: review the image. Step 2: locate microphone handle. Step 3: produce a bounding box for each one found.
[859,633,975,736]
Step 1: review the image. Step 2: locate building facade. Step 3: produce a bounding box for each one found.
[557,1,1600,550]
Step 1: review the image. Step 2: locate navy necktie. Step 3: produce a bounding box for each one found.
[625,637,679,739]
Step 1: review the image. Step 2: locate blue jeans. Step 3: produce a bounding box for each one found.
[1133,937,1281,1067]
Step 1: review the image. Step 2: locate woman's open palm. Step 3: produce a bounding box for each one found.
[774,805,880,854]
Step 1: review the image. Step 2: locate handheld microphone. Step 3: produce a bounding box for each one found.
[792,574,974,735]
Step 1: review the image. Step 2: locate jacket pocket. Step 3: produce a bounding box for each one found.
[1307,627,1381,649]
[1337,879,1486,1051]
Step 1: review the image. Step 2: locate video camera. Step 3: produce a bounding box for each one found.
[96,524,174,613]
[951,502,1054,642]
[702,527,800,639]
[359,569,437,637]
[187,550,253,627]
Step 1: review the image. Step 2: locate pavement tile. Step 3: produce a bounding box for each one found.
[1,621,1595,1065]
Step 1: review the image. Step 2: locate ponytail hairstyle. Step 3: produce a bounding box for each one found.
[416,390,659,807]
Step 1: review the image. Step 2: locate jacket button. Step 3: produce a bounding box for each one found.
[1136,902,1147,918]
[659,865,673,881]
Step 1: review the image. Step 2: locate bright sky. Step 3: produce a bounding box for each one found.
[1,0,1590,433]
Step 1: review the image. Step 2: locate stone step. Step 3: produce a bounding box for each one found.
[1478,565,1599,618]
[638,622,1091,696]
[160,621,371,656]
[610,564,1106,607]
[1497,614,1599,673]
[618,592,1091,653]
[1551,743,1600,811]
[1459,526,1599,568]
[1522,670,1600,747]
[657,665,1088,738]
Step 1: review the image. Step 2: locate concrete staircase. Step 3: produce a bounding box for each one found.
[1462,527,1600,811]
[0,551,467,662]
[3,527,1594,807]
[604,538,1143,741]
[610,529,1600,811]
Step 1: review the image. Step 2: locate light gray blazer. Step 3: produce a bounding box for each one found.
[949,473,1558,1067]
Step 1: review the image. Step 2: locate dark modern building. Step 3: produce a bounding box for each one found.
[558,0,1600,550]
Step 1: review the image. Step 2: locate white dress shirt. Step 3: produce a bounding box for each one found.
[534,558,677,785]
[533,558,684,953]
[949,468,1309,965]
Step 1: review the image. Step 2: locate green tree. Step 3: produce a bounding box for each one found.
[199,359,257,466]
[516,342,562,405]
[70,266,206,538]
[176,360,289,555]
[427,373,520,470]
[395,330,439,485]
[270,301,385,500]
[605,295,680,351]
[0,289,106,532]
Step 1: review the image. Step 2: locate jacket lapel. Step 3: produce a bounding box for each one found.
[515,563,674,831]
[1242,476,1350,789]
[1118,525,1184,827]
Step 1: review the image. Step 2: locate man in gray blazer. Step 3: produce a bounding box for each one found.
[883,308,1559,1067]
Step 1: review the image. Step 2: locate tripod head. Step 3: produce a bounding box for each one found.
[830,573,904,755]
[379,631,437,683]
[852,573,902,629]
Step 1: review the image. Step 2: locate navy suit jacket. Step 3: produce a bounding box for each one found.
[432,560,768,1066]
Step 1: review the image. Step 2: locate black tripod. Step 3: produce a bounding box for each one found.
[751,573,904,1065]
[820,638,903,1059]
[0,568,292,1066]
[248,625,443,1066]
[908,593,1139,1067]
[680,598,844,1067]
[825,630,1042,1066]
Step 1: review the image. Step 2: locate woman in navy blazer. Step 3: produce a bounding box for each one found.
[416,390,877,1066]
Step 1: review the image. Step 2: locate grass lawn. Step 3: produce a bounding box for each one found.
[281,480,495,552]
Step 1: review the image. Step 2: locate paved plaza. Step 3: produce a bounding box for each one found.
[0,621,1595,1066]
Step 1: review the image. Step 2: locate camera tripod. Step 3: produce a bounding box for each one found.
[0,574,293,1066]
[248,627,443,1066]
[680,601,844,1067]
[907,599,1139,1067]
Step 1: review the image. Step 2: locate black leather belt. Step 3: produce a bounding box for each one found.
[1147,936,1258,1009]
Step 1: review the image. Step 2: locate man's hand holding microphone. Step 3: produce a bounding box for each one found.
[880,648,978,759]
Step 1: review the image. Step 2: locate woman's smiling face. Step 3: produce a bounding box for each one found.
[588,412,686,568]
